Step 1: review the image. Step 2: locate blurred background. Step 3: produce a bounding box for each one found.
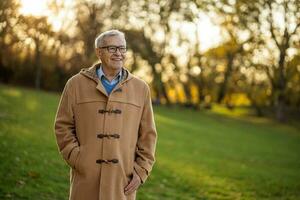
[0,0,300,199]
[1,0,300,121]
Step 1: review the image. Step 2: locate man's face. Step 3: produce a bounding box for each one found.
[96,35,126,71]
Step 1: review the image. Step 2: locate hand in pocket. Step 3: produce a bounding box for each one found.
[124,171,141,195]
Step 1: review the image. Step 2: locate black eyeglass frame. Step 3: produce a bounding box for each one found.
[99,45,127,53]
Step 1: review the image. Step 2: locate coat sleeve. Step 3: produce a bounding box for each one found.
[54,79,80,169]
[134,84,157,184]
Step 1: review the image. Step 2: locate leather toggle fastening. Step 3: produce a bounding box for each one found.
[98,109,122,114]
[97,133,120,139]
[98,109,109,114]
[111,109,121,114]
[96,159,119,164]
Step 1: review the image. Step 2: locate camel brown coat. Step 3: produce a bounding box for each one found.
[54,63,157,200]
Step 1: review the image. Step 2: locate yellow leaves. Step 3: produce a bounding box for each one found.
[216,64,226,72]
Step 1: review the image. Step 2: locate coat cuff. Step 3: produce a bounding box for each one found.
[133,162,148,184]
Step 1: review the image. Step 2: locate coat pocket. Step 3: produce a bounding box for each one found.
[74,146,84,173]
[68,146,80,169]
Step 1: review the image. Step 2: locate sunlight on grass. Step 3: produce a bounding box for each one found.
[155,113,178,124]
[209,104,273,124]
[242,116,273,124]
[2,88,22,98]
[211,104,251,117]
[25,98,39,111]
[157,157,244,199]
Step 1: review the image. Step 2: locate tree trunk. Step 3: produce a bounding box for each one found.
[183,81,192,106]
[275,49,287,122]
[217,54,234,103]
[150,63,170,105]
[34,41,41,90]
[276,94,286,122]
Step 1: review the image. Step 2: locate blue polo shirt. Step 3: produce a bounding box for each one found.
[96,66,122,95]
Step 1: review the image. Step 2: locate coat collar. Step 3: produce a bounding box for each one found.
[79,62,134,97]
[80,62,134,84]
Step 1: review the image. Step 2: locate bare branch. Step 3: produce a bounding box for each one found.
[282,0,300,50]
[266,1,281,49]
[291,21,300,36]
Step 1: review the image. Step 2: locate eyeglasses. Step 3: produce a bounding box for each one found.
[99,46,127,53]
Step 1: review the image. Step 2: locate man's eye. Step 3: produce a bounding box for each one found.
[108,47,116,51]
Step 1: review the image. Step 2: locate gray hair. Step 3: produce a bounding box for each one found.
[94,30,126,48]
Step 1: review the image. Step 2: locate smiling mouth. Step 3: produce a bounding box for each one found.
[111,58,122,61]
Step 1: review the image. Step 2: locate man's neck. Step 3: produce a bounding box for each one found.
[101,65,121,82]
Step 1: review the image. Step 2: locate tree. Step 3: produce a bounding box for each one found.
[17,16,54,89]
[202,0,300,121]
[0,0,20,82]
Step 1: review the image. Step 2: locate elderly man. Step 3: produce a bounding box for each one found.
[54,30,157,200]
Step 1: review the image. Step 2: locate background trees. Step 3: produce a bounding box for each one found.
[0,0,299,121]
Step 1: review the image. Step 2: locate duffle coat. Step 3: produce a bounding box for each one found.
[54,63,157,200]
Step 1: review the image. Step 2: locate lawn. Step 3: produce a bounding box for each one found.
[0,84,300,200]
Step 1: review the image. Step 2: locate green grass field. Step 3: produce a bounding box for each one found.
[0,84,300,200]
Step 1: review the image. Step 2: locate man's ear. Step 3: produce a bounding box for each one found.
[95,48,101,58]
